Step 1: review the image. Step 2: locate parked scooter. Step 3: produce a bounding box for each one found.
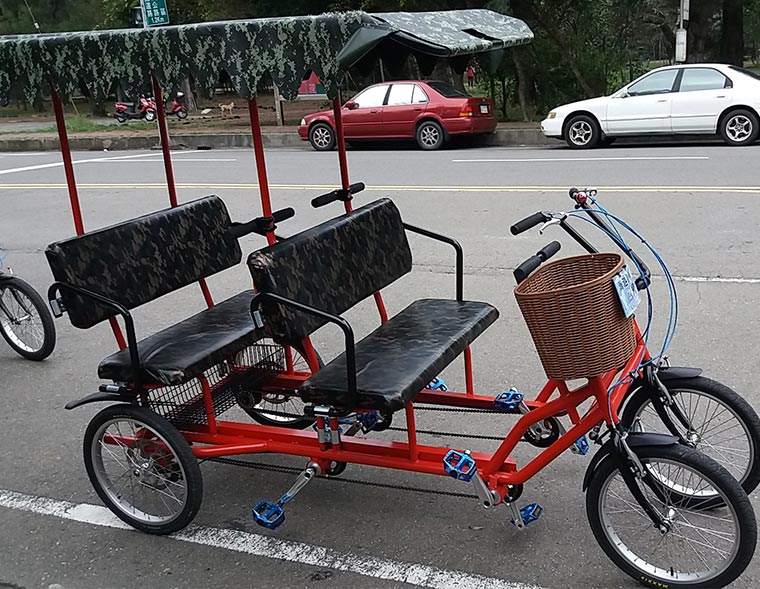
[166,91,188,119]
[114,95,156,123]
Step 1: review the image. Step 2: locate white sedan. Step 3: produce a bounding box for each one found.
[541,64,760,148]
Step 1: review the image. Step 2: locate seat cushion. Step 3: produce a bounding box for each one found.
[98,290,260,386]
[300,299,498,411]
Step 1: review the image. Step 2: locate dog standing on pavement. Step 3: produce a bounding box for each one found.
[219,102,234,117]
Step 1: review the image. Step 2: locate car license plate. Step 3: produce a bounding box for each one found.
[479,104,489,114]
[613,265,640,318]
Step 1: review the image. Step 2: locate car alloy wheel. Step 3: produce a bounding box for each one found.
[420,125,440,147]
[569,120,593,146]
[726,114,753,143]
[312,126,333,149]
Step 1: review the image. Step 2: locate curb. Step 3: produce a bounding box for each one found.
[0,128,556,152]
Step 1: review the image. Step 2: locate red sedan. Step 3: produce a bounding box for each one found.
[298,80,496,151]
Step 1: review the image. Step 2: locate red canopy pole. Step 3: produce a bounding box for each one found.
[332,95,389,324]
[50,85,84,236]
[248,97,276,246]
[151,76,179,208]
[50,83,127,349]
[153,76,214,307]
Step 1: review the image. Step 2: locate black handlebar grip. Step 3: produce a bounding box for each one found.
[538,240,561,261]
[348,182,365,194]
[514,255,542,284]
[311,190,340,208]
[228,220,256,239]
[272,207,295,223]
[510,212,548,235]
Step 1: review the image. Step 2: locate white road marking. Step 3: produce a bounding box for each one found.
[0,152,160,175]
[675,275,760,284]
[0,489,546,589]
[452,156,710,163]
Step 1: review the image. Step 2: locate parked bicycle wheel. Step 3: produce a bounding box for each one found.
[0,276,56,360]
[83,404,203,535]
[586,443,756,588]
[621,376,760,496]
[235,341,322,429]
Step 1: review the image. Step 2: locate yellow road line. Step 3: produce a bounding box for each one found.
[0,183,758,193]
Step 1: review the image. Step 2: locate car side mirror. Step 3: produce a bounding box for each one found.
[344,100,357,109]
[619,91,630,98]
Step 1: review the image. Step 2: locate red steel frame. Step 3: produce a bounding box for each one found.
[51,75,648,501]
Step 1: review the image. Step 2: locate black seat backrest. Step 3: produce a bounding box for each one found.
[247,198,412,344]
[46,195,241,329]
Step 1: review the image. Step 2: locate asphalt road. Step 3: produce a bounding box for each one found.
[1,141,759,589]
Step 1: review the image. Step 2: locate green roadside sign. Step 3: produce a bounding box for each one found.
[142,0,170,27]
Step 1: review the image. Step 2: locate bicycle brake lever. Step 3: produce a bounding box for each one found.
[538,218,562,235]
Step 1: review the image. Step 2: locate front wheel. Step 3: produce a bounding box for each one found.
[720,109,759,146]
[564,114,600,149]
[83,404,203,535]
[144,109,157,122]
[176,109,188,120]
[0,277,56,360]
[586,443,756,588]
[309,123,336,151]
[621,376,760,495]
[416,120,445,150]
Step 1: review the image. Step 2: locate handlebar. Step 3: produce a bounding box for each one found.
[510,211,550,235]
[514,241,561,284]
[311,182,365,208]
[229,207,295,239]
[569,187,651,288]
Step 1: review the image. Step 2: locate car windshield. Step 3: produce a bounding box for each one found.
[427,81,469,98]
[728,66,760,81]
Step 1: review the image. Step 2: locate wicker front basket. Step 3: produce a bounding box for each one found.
[514,252,637,380]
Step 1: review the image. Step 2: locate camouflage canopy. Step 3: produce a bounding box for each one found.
[0,10,532,105]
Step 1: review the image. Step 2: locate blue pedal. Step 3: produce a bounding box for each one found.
[519,503,543,526]
[252,500,285,530]
[427,377,448,392]
[357,411,379,432]
[443,449,477,482]
[573,435,590,456]
[494,389,524,412]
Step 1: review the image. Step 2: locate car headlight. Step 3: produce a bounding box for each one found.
[547,112,557,119]
[300,118,306,126]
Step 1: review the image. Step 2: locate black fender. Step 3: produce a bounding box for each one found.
[65,391,135,410]
[582,432,679,491]
[626,365,703,395]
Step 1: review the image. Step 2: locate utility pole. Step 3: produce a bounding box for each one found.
[675,0,690,63]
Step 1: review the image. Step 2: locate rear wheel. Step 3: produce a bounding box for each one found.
[565,114,600,149]
[115,113,127,123]
[84,405,203,535]
[720,109,759,146]
[144,109,157,122]
[176,109,188,120]
[587,443,756,588]
[309,123,335,151]
[235,341,322,429]
[416,120,445,150]
[0,276,56,360]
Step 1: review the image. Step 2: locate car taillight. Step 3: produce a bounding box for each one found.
[459,104,473,117]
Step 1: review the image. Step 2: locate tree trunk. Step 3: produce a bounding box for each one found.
[512,47,533,122]
[181,78,197,111]
[720,0,744,65]
[686,1,716,63]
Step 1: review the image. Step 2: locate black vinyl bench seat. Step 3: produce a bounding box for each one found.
[248,198,498,412]
[98,290,257,386]
[301,299,497,411]
[46,196,261,388]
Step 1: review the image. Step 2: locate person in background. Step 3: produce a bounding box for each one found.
[466,64,476,88]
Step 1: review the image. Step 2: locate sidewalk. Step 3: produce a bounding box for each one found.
[0,121,552,152]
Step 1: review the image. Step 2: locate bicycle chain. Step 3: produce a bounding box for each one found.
[251,404,520,442]
[206,456,479,499]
